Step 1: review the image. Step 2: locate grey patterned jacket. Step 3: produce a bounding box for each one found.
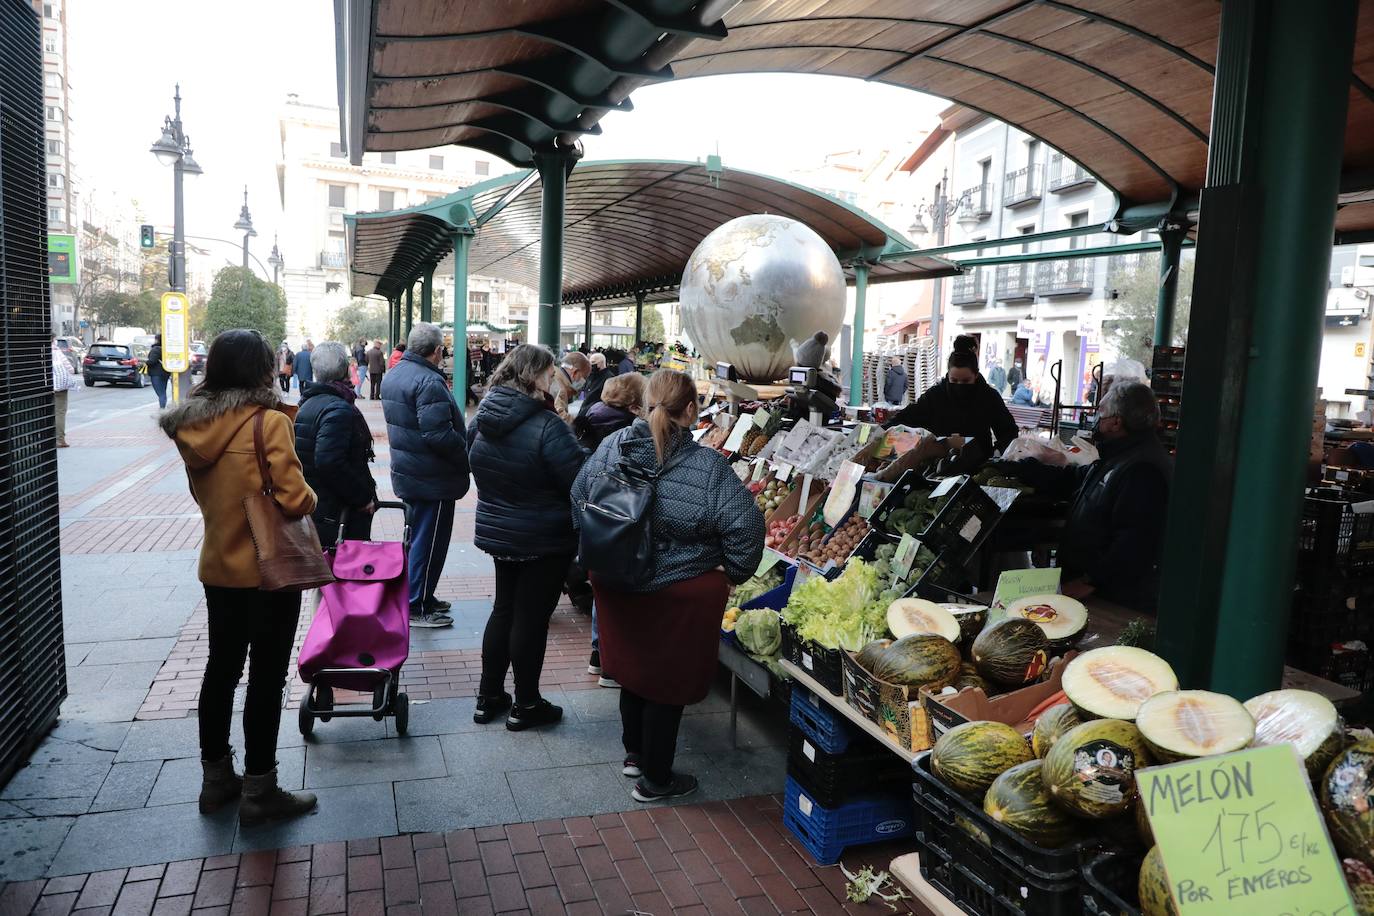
[571,419,765,593]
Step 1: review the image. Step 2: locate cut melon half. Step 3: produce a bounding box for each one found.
[1245,689,1344,778]
[1005,594,1088,646]
[886,598,961,643]
[1137,690,1255,761]
[1062,646,1179,720]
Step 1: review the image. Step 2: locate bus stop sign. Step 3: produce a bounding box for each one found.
[160,292,189,373]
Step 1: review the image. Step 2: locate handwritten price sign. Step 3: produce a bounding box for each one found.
[1138,745,1354,915]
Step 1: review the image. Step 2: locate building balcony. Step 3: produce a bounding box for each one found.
[318,250,347,269]
[1108,251,1149,278]
[1048,154,1095,192]
[995,264,1036,300]
[1003,166,1043,208]
[955,183,993,223]
[1035,257,1095,296]
[950,269,988,305]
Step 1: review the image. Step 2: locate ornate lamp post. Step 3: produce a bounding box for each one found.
[149,84,203,293]
[908,170,977,365]
[232,187,257,306]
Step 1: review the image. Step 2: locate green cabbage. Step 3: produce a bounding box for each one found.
[736,609,782,656]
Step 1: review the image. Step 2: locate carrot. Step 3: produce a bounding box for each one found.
[1026,690,1068,721]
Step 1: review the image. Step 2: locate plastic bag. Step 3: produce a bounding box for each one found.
[1001,433,1069,466]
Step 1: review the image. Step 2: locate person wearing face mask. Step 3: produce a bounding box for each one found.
[883,335,1019,456]
[467,344,587,730]
[996,382,1172,612]
[552,351,591,426]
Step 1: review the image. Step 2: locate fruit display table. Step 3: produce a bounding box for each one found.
[718,639,774,747]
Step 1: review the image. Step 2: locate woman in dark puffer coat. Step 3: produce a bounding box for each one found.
[574,371,645,451]
[294,341,376,548]
[467,344,586,731]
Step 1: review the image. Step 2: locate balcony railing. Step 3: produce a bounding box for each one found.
[1048,154,1095,192]
[1003,166,1043,208]
[950,269,988,305]
[995,264,1036,300]
[955,183,993,223]
[1108,251,1150,278]
[318,249,346,269]
[1035,258,1094,296]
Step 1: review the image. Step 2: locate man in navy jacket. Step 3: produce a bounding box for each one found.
[381,323,471,627]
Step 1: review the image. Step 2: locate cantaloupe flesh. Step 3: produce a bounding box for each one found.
[1006,594,1088,642]
[1062,646,1179,720]
[1137,690,1255,760]
[886,598,961,643]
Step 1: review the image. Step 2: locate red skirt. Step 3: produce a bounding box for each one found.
[592,571,730,707]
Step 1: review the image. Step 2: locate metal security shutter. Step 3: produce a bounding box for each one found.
[0,0,67,788]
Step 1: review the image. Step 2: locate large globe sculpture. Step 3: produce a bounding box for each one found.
[680,214,846,383]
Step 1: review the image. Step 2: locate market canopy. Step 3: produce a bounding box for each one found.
[333,0,1374,233]
[346,159,960,302]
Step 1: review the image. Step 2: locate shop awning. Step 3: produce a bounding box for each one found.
[333,0,1374,231]
[346,159,960,302]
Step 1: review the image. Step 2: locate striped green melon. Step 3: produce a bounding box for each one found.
[855,639,892,674]
[1245,689,1345,781]
[948,604,989,648]
[1138,846,1179,916]
[1344,858,1374,916]
[1136,690,1255,762]
[971,619,1051,688]
[1043,719,1153,819]
[982,760,1077,848]
[931,721,1034,797]
[953,661,991,694]
[1062,646,1178,720]
[1321,738,1374,865]
[1031,703,1081,758]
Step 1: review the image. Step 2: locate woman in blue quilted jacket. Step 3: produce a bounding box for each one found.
[571,369,764,802]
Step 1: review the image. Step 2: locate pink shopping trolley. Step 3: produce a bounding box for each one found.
[297,502,412,735]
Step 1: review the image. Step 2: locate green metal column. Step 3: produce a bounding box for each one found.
[534,148,578,350]
[452,230,471,407]
[634,291,645,344]
[1155,0,1356,697]
[388,296,399,352]
[1152,225,1186,348]
[849,262,870,407]
[584,300,593,349]
[404,283,414,339]
[420,266,434,323]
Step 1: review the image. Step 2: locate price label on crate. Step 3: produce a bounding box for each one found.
[892,533,920,579]
[722,413,754,453]
[1138,745,1353,916]
[991,567,1062,611]
[753,548,783,580]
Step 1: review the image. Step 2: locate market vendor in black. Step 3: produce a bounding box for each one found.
[1005,382,1173,612]
[883,335,1019,455]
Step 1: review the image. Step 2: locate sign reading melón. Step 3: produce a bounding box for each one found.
[1138,744,1354,914]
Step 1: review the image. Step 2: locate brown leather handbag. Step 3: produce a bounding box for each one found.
[242,410,335,591]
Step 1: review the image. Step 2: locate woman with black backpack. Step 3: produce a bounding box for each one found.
[571,369,764,802]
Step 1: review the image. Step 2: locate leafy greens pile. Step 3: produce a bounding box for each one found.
[781,558,885,651]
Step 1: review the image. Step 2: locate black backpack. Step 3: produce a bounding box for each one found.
[577,439,691,590]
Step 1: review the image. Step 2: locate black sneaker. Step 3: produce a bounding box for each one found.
[410,611,453,629]
[473,692,511,725]
[622,755,642,778]
[587,650,602,676]
[632,773,698,803]
[506,698,563,731]
[428,597,452,612]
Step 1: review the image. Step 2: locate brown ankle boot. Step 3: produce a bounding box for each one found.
[239,768,317,827]
[199,757,242,814]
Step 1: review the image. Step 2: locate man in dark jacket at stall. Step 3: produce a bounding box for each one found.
[884,337,1019,456]
[580,352,613,414]
[381,322,471,628]
[295,341,376,548]
[1004,381,1172,613]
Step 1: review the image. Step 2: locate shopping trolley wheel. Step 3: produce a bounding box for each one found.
[394,693,409,736]
[372,684,388,722]
[317,685,335,723]
[298,701,314,737]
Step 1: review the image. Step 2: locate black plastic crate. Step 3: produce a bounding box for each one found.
[786,728,910,808]
[1150,371,1184,399]
[867,468,935,537]
[922,477,1004,565]
[1287,640,1374,693]
[1082,852,1142,916]
[1297,488,1374,574]
[781,620,844,696]
[1151,346,1185,373]
[910,752,1104,915]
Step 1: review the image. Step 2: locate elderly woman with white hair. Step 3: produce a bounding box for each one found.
[294,340,377,548]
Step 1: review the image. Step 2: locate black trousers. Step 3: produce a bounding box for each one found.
[620,688,685,786]
[199,586,301,775]
[369,373,383,400]
[480,554,570,705]
[278,373,290,393]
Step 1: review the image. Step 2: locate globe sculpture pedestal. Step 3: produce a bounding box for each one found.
[679,214,846,384]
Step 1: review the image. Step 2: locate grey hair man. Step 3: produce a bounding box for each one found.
[552,350,591,426]
[380,322,471,627]
[309,341,350,384]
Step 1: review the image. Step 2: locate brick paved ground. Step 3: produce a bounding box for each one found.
[0,385,925,912]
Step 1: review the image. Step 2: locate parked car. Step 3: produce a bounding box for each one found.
[189,341,208,375]
[53,337,83,373]
[82,343,147,388]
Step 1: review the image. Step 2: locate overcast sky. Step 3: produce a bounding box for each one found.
[67,0,944,276]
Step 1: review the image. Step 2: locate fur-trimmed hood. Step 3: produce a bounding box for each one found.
[159,387,292,470]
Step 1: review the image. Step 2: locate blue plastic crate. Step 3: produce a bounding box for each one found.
[742,563,796,612]
[788,684,857,754]
[783,775,915,866]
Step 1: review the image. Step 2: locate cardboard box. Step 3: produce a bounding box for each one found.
[776,484,831,558]
[841,650,1075,753]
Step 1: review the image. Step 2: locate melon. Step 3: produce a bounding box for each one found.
[875,634,961,689]
[1321,738,1374,865]
[971,619,1051,687]
[1138,846,1179,916]
[886,598,961,643]
[954,661,992,694]
[1043,719,1153,818]
[931,721,1034,797]
[1005,594,1089,649]
[1344,858,1374,916]
[855,639,892,674]
[1031,703,1081,758]
[1245,688,1345,780]
[947,604,989,646]
[982,760,1077,848]
[1062,646,1178,720]
[1136,690,1255,762]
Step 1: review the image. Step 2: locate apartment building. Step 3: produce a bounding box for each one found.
[34,0,75,331]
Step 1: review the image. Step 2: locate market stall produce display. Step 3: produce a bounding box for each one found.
[1061,645,1180,720]
[1245,687,1345,780]
[1042,718,1154,818]
[1030,702,1081,758]
[1134,689,1255,761]
[1004,594,1089,649]
[983,759,1078,849]
[970,619,1051,687]
[931,720,1035,796]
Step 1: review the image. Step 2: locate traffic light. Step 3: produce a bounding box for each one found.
[140,224,155,249]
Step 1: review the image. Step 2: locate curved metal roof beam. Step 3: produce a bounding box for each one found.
[369,88,602,137]
[1039,1,1215,74]
[366,121,538,167]
[604,0,729,40]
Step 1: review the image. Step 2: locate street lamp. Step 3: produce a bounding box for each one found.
[233,186,257,306]
[149,84,201,293]
[267,235,283,286]
[907,170,976,364]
